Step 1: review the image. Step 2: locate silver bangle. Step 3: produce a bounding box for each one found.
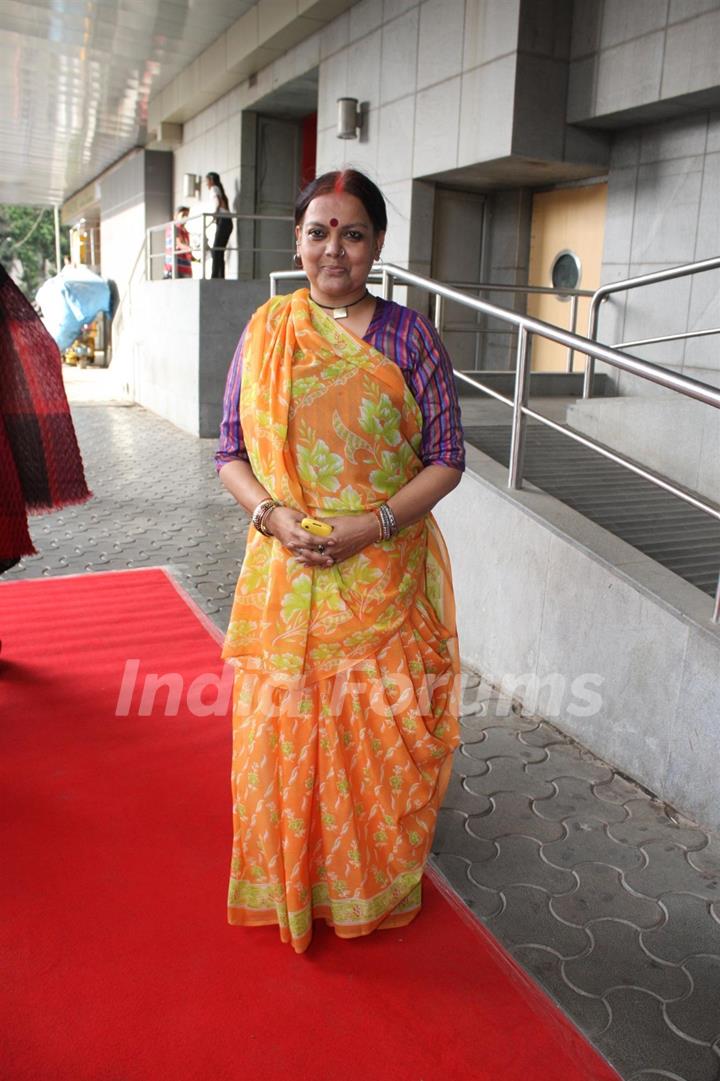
[378,502,397,540]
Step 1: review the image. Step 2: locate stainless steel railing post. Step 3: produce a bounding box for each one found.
[433,293,445,332]
[201,214,208,280]
[583,295,602,398]
[714,572,720,624]
[508,326,531,490]
[567,294,578,373]
[381,267,393,300]
[585,255,720,399]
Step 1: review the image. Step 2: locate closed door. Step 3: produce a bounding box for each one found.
[431,187,485,370]
[527,183,607,371]
[254,116,302,280]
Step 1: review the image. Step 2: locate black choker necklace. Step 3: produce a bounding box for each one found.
[310,289,370,320]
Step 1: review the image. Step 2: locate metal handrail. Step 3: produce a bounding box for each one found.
[437,280,594,297]
[270,270,592,298]
[615,327,720,350]
[585,255,720,397]
[271,264,720,622]
[430,281,591,375]
[271,272,591,371]
[146,212,294,280]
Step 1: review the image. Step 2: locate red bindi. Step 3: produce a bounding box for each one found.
[329,217,339,227]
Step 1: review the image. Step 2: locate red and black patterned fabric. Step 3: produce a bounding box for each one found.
[0,264,91,569]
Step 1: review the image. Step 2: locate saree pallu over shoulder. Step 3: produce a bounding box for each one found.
[224,289,461,951]
[223,288,454,684]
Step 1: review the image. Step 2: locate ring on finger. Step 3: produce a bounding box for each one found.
[317,543,325,554]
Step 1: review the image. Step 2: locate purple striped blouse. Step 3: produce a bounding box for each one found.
[215,296,465,472]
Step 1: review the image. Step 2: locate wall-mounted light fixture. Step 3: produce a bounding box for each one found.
[337,97,362,140]
[182,173,202,199]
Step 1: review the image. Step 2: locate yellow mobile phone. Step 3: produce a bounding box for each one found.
[300,517,333,537]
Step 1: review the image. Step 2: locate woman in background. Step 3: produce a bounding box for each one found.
[205,172,233,279]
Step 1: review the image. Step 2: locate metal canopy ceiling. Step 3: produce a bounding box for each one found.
[0,0,255,207]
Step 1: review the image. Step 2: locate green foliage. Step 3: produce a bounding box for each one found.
[0,204,69,300]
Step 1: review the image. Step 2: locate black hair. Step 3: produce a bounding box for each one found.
[205,172,229,209]
[294,169,387,233]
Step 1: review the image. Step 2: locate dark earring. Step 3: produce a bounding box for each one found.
[293,253,303,269]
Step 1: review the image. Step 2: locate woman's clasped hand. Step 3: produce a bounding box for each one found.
[265,506,379,567]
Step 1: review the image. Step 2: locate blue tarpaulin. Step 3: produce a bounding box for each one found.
[36,266,112,352]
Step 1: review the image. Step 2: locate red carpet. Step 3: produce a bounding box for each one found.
[0,568,619,1081]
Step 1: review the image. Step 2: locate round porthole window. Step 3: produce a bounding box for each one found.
[550,250,582,297]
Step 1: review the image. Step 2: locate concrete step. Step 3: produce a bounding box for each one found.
[565,396,719,505]
[461,423,720,597]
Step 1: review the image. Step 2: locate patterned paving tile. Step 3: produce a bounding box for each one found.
[441,770,492,816]
[464,756,556,801]
[460,698,538,739]
[453,744,492,779]
[563,920,690,1000]
[609,799,710,853]
[469,834,577,894]
[429,854,502,918]
[484,883,591,956]
[433,808,496,864]
[689,840,720,877]
[465,792,565,844]
[596,988,720,1081]
[542,816,645,873]
[551,864,664,930]
[511,945,612,1037]
[625,844,720,902]
[463,725,548,763]
[533,776,629,825]
[641,894,720,964]
[665,956,720,1044]
[528,746,614,785]
[517,721,568,749]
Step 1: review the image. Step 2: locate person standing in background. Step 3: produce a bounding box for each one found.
[163,206,194,279]
[0,263,90,577]
[205,173,233,279]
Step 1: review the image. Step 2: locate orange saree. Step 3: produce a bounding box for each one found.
[223,289,460,952]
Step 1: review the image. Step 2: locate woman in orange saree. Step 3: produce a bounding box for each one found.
[217,171,464,953]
